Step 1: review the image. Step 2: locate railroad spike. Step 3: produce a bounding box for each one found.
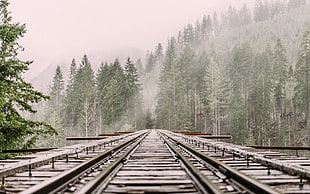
[28,164,32,177]
[1,177,5,191]
[299,175,303,189]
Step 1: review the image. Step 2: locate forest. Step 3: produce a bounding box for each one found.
[142,0,310,146]
[37,56,145,147]
[0,0,309,156]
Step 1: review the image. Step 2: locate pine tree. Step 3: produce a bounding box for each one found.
[272,39,288,115]
[98,59,127,131]
[206,52,228,135]
[49,66,64,116]
[295,29,310,134]
[145,52,156,73]
[154,43,163,64]
[135,58,144,77]
[63,58,77,136]
[72,55,96,136]
[248,48,272,145]
[155,38,177,129]
[124,57,143,129]
[46,66,65,146]
[238,4,252,26]
[228,43,253,144]
[212,12,219,35]
[145,109,154,129]
[0,0,55,154]
[96,62,111,132]
[271,39,288,145]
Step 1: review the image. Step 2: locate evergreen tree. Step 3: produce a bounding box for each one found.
[49,66,64,116]
[145,109,154,129]
[295,29,310,132]
[96,62,111,132]
[155,38,177,129]
[272,39,288,115]
[271,39,288,145]
[124,57,143,129]
[228,43,253,144]
[212,12,219,35]
[46,66,65,146]
[238,4,252,26]
[248,49,272,145]
[205,52,228,135]
[154,43,163,63]
[254,0,270,22]
[73,55,96,136]
[135,58,144,77]
[63,58,77,136]
[0,0,55,155]
[99,59,127,130]
[145,52,156,73]
[183,24,194,47]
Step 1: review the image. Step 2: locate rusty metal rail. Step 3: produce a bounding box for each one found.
[159,132,223,194]
[160,130,281,194]
[76,132,149,194]
[19,131,148,194]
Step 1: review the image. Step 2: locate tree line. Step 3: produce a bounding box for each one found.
[150,0,309,146]
[0,1,56,158]
[44,56,145,146]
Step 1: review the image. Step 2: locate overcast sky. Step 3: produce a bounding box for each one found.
[8,0,254,78]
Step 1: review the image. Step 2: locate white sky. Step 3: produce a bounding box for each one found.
[8,0,254,78]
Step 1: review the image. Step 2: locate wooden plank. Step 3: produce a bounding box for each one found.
[15,171,61,177]
[110,179,193,185]
[112,176,189,180]
[240,169,283,175]
[117,170,187,176]
[104,185,197,193]
[65,136,107,140]
[260,179,301,185]
[2,148,55,153]
[249,146,310,151]
[121,167,182,171]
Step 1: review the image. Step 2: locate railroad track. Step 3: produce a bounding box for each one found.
[161,130,310,194]
[0,130,148,193]
[0,129,309,193]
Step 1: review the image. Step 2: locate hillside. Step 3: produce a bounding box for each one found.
[145,1,310,146]
[28,47,145,92]
[212,4,310,66]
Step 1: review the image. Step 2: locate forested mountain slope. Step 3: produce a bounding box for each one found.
[143,0,310,146]
[213,4,310,66]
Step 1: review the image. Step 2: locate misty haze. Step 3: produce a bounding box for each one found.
[0,0,310,188]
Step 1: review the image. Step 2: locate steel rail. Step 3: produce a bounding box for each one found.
[20,130,148,194]
[158,132,224,194]
[76,131,150,194]
[160,130,281,194]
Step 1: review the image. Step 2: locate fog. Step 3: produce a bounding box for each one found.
[8,0,254,79]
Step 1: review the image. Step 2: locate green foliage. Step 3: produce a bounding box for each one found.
[73,55,96,136]
[144,109,154,129]
[0,0,55,153]
[151,0,310,147]
[45,66,65,147]
[294,29,310,131]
